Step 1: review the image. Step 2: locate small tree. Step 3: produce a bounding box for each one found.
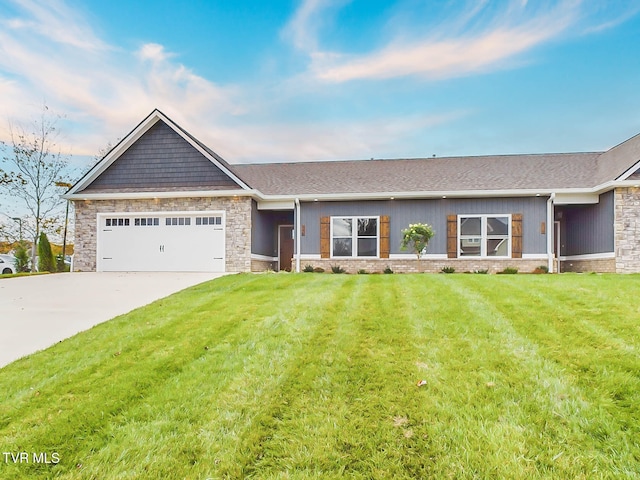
[38,232,55,272]
[401,223,435,269]
[0,105,72,271]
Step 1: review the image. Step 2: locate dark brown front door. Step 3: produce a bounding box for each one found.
[279,225,294,272]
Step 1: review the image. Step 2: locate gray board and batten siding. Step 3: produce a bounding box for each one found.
[80,121,241,193]
[299,197,548,256]
[558,191,614,256]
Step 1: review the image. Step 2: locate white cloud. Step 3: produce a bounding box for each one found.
[284,0,603,82]
[282,0,349,52]
[214,111,467,163]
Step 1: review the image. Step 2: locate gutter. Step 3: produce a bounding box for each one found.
[294,198,301,273]
[547,193,555,273]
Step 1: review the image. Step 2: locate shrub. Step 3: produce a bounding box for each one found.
[14,242,29,272]
[533,265,549,274]
[383,266,394,274]
[474,269,489,274]
[357,269,368,274]
[441,266,456,274]
[501,267,519,274]
[56,254,71,272]
[331,265,346,274]
[313,267,325,273]
[37,232,55,272]
[303,264,315,273]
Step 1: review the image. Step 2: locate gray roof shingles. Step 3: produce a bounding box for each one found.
[233,152,605,196]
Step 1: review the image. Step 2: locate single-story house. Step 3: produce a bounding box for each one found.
[64,109,640,274]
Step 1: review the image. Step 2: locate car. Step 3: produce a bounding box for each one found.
[0,254,17,274]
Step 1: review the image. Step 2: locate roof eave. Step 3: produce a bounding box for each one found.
[65,189,258,201]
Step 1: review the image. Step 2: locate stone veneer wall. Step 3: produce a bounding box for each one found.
[251,258,277,272]
[73,196,252,272]
[298,258,545,274]
[561,258,616,273]
[615,187,640,273]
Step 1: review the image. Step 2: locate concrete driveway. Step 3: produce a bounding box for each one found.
[0,272,227,368]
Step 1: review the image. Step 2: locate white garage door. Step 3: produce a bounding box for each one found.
[97,212,225,272]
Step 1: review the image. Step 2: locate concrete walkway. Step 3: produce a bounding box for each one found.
[0,272,226,368]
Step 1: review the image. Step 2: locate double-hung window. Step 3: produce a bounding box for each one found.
[459,215,510,257]
[331,216,379,257]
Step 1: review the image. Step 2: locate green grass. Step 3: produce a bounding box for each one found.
[1,273,639,479]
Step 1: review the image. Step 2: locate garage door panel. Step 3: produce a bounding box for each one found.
[97,213,225,272]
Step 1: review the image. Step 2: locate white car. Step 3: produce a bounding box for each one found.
[0,254,17,274]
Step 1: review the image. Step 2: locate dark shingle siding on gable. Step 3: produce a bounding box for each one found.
[80,121,241,192]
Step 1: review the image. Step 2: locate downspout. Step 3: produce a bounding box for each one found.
[295,198,301,273]
[547,193,555,273]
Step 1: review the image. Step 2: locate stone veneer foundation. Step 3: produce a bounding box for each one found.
[615,187,640,273]
[298,258,546,274]
[561,258,616,273]
[73,196,252,272]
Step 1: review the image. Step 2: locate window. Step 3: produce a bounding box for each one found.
[196,216,222,226]
[166,217,191,226]
[134,217,159,226]
[459,215,510,257]
[331,216,378,257]
[106,218,130,227]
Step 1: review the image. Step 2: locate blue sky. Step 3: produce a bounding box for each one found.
[1,0,639,167]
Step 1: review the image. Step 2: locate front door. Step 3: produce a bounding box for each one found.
[279,225,294,272]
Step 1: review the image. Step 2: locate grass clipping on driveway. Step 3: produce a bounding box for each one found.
[1,273,639,479]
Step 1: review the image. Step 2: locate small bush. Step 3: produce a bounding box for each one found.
[383,266,394,274]
[357,269,368,274]
[474,269,489,274]
[501,267,519,274]
[14,243,29,272]
[38,232,55,272]
[303,264,315,273]
[533,265,549,274]
[441,266,456,274]
[331,265,346,274]
[313,267,325,273]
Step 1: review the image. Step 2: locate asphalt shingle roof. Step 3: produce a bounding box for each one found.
[233,152,605,196]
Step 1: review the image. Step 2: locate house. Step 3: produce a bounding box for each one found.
[65,109,640,274]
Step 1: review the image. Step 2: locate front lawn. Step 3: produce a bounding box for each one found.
[1,273,639,479]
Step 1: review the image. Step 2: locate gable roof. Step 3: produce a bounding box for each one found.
[68,110,251,196]
[596,132,640,182]
[66,109,640,201]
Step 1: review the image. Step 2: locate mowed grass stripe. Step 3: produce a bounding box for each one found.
[0,274,340,479]
[223,275,430,479]
[71,274,352,479]
[0,274,639,479]
[442,275,640,477]
[460,275,640,475]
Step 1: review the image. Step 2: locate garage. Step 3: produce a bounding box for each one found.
[97,212,225,272]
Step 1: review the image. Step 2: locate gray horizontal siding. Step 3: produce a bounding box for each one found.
[300,197,548,255]
[561,191,614,255]
[81,121,241,191]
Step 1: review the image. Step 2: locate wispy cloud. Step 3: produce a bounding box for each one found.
[218,111,467,163]
[281,0,349,52]
[284,0,630,83]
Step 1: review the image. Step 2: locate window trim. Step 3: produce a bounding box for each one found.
[458,214,512,258]
[330,215,380,258]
